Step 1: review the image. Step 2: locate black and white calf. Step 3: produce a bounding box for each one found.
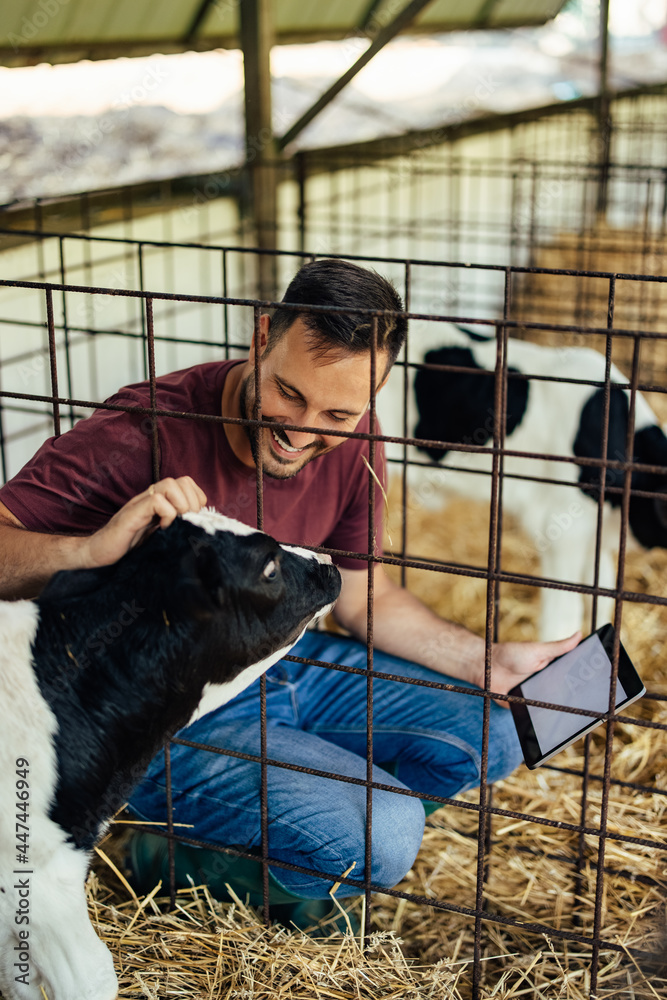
[377,324,667,641]
[0,509,340,1000]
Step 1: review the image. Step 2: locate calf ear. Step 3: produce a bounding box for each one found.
[177,542,226,618]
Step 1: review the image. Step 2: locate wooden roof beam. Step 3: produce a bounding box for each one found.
[276,0,437,151]
[240,0,278,300]
[475,0,503,27]
[359,0,385,33]
[297,83,667,166]
[184,0,219,44]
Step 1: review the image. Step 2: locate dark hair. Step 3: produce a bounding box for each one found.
[267,259,407,371]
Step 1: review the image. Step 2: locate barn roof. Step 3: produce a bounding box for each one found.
[1,0,568,67]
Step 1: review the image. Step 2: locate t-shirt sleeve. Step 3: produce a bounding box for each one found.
[0,394,154,534]
[323,436,387,572]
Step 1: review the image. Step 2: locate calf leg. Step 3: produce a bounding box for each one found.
[537,517,595,642]
[538,521,620,640]
[582,546,617,633]
[0,840,117,1000]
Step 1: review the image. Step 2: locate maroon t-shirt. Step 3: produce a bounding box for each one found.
[0,361,386,571]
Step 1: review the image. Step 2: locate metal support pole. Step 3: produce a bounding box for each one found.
[240,0,278,301]
[596,0,611,216]
[277,0,436,151]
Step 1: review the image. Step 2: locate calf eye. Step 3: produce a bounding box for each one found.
[263,559,278,580]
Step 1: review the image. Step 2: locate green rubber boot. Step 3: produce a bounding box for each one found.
[126,830,359,935]
[377,760,443,818]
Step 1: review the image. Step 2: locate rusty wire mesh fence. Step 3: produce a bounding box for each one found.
[0,238,666,998]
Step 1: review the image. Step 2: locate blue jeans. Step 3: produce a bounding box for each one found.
[128,632,522,899]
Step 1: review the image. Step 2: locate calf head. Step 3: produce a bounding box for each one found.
[414,346,530,460]
[171,508,342,674]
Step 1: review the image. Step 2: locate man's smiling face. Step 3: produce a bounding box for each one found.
[239,316,389,480]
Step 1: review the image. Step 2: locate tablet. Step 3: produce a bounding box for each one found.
[509,624,645,769]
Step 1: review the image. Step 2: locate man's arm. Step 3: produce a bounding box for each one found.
[333,565,581,698]
[0,501,85,599]
[0,477,207,600]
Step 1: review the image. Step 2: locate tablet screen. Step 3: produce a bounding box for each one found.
[521,633,627,757]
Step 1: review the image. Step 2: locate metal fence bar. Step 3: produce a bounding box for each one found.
[138,244,147,381]
[472,269,511,999]
[250,303,270,925]
[222,249,230,359]
[45,286,60,438]
[8,303,667,400]
[166,732,667,852]
[145,294,177,908]
[364,316,378,943]
[8,226,667,285]
[400,262,410,589]
[0,344,7,484]
[1,252,665,994]
[575,275,617,927]
[5,377,667,613]
[117,817,665,961]
[180,651,660,725]
[146,297,160,486]
[5,373,667,481]
[590,331,643,994]
[57,237,75,428]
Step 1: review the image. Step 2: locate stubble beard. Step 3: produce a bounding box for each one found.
[238,373,326,481]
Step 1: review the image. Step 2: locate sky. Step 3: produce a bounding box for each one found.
[0,0,665,120]
[0,42,476,118]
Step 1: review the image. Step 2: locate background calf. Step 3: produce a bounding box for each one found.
[378,324,667,641]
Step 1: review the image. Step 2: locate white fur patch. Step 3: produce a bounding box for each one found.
[281,543,332,564]
[188,595,336,725]
[184,509,333,567]
[189,641,296,724]
[183,507,260,537]
[0,601,57,824]
[0,601,118,1000]
[0,841,117,1000]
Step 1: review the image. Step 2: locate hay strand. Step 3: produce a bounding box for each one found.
[78,478,667,998]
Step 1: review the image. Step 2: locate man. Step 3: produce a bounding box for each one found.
[0,259,578,913]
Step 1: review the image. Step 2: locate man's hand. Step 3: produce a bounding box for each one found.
[78,476,207,570]
[0,477,207,600]
[488,632,582,705]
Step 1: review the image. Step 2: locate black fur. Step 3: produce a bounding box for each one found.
[573,386,629,506]
[414,346,530,460]
[31,518,340,851]
[573,387,667,547]
[628,424,667,547]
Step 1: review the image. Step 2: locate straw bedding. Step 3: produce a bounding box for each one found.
[16,241,667,996]
[76,483,667,999]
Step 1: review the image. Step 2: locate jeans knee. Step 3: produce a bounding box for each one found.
[487,709,524,783]
[370,789,425,891]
